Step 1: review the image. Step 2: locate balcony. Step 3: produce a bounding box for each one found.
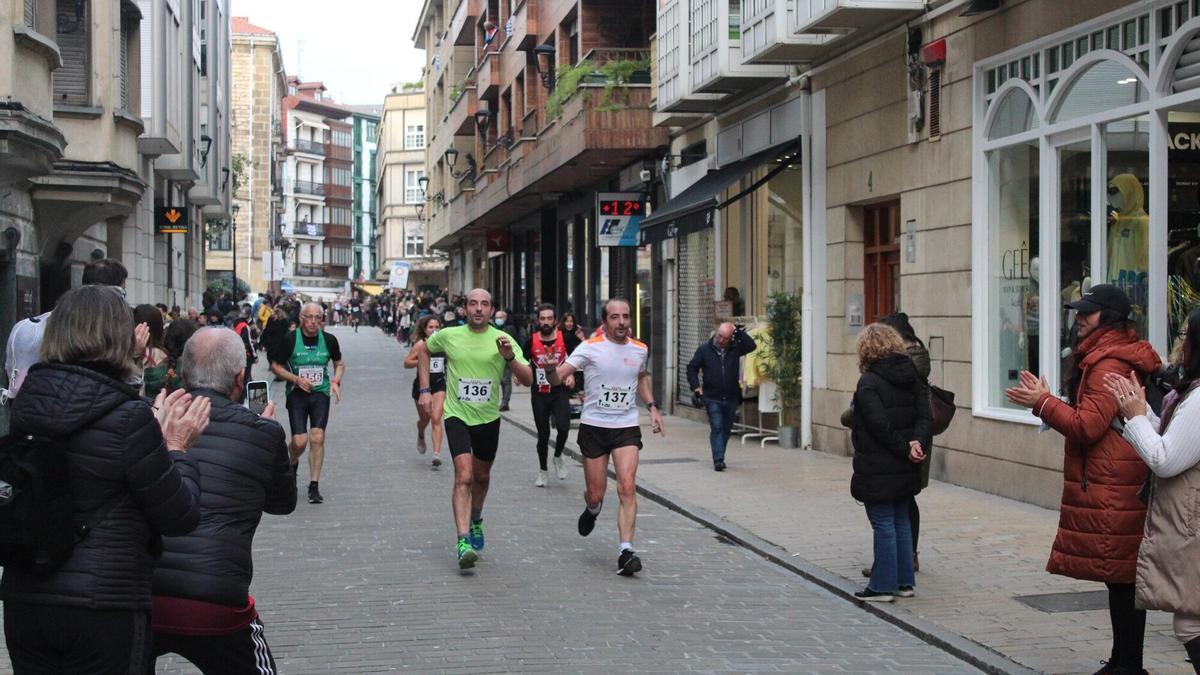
[294,180,325,196]
[506,0,536,51]
[292,138,326,155]
[656,0,725,112]
[295,263,325,277]
[436,84,667,247]
[689,0,790,93]
[741,0,840,64]
[325,223,353,242]
[794,0,925,35]
[477,52,500,98]
[446,84,478,136]
[293,221,325,238]
[325,183,352,201]
[448,0,477,45]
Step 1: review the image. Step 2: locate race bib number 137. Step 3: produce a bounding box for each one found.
[598,385,635,410]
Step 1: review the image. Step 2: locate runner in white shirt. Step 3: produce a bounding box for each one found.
[544,298,664,576]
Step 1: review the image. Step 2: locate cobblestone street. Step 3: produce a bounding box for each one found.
[117,327,981,673]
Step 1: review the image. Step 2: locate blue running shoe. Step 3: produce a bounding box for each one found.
[469,519,485,551]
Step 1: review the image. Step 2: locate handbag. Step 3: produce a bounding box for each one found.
[929,385,956,436]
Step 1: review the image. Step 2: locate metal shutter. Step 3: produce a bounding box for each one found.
[54,0,89,105]
[676,228,716,404]
[119,20,130,109]
[24,0,38,30]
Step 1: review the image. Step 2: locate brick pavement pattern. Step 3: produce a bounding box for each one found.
[0,327,981,673]
[502,376,1196,674]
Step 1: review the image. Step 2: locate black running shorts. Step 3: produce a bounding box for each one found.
[286,389,331,434]
[444,417,501,462]
[576,424,642,459]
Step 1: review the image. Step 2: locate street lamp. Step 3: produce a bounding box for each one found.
[532,44,556,90]
[444,147,477,181]
[474,109,513,152]
[230,203,240,302]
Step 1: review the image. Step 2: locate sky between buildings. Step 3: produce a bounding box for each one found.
[231,0,425,106]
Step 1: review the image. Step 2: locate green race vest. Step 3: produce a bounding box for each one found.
[287,330,331,395]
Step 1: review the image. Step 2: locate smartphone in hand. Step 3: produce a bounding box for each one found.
[246,380,270,415]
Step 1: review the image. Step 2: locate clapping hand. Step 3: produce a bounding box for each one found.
[134,323,150,357]
[1103,370,1148,420]
[161,394,210,452]
[1004,370,1051,409]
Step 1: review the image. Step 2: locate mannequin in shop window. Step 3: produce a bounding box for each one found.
[1107,173,1149,332]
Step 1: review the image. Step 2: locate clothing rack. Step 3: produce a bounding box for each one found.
[737,381,779,447]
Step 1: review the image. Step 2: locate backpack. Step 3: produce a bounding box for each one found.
[1144,366,1179,416]
[0,431,122,575]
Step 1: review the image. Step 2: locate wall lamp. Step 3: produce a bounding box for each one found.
[444,148,477,180]
[474,110,514,151]
[200,135,214,167]
[532,44,556,90]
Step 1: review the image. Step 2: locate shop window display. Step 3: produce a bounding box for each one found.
[1103,116,1149,337]
[1059,140,1093,382]
[1168,110,1200,353]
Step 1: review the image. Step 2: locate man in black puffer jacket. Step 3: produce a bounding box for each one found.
[149,328,297,673]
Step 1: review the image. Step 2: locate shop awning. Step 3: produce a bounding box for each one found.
[639,140,801,246]
[353,282,387,296]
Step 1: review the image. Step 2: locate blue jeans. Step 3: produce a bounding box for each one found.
[865,499,915,593]
[705,399,738,463]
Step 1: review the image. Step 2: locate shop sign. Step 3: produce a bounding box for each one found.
[1168,122,1200,158]
[597,192,646,247]
[156,206,189,234]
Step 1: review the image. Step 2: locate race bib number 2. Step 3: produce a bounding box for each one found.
[598,385,635,410]
[535,368,550,387]
[297,366,324,386]
[457,378,492,404]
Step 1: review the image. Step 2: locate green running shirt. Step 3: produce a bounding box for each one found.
[426,324,528,426]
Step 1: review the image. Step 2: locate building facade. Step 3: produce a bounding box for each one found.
[1,0,230,350]
[414,0,667,327]
[280,78,354,300]
[350,106,381,281]
[212,16,287,297]
[375,86,444,290]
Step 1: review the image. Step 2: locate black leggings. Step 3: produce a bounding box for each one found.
[1185,636,1200,674]
[1106,582,1146,672]
[531,389,570,471]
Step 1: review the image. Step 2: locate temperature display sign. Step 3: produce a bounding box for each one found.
[596,192,646,247]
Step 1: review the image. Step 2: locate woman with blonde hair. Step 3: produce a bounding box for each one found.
[849,323,931,602]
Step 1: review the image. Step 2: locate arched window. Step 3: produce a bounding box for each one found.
[988,87,1039,140]
[1051,59,1147,124]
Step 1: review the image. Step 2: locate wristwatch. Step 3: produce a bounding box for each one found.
[504,355,515,363]
[646,401,659,409]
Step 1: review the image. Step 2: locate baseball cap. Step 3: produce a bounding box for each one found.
[1065,284,1132,317]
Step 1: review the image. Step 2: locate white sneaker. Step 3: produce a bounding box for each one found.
[535,470,548,487]
[553,455,567,480]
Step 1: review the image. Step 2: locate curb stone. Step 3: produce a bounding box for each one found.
[502,411,1039,675]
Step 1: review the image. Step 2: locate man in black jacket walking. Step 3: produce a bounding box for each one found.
[687,322,756,471]
[149,328,297,673]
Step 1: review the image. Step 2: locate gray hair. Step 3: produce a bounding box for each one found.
[40,285,136,379]
[180,327,246,396]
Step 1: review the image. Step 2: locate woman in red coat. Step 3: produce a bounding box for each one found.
[1007,284,1161,675]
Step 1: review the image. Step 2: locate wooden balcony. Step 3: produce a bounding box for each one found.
[477,52,500,98]
[325,223,353,242]
[433,84,667,246]
[324,183,352,201]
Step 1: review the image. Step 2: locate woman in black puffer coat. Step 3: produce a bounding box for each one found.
[3,285,209,674]
[850,323,932,603]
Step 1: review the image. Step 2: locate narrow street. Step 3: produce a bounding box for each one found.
[141,327,976,673]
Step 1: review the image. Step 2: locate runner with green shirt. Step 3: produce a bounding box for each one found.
[418,288,533,569]
[269,302,345,505]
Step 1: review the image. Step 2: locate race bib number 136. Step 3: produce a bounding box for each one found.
[457,378,492,404]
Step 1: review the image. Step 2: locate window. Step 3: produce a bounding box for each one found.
[863,203,901,325]
[324,246,353,266]
[405,169,426,204]
[119,10,137,111]
[54,0,90,106]
[405,124,425,149]
[25,0,38,30]
[208,221,231,251]
[327,206,351,225]
[406,228,425,257]
[331,167,352,187]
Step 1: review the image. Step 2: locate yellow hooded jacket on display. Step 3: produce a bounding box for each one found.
[1106,173,1148,296]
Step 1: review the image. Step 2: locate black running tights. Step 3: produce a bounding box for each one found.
[532,390,570,471]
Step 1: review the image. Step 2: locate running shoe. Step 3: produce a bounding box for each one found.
[553,455,567,480]
[854,589,894,603]
[577,507,597,537]
[469,519,485,551]
[431,455,442,468]
[308,483,323,504]
[617,549,642,576]
[896,585,915,598]
[457,538,477,569]
[535,470,548,488]
[416,434,427,454]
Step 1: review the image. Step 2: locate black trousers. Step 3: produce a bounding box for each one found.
[1106,582,1146,672]
[150,616,277,675]
[4,602,152,674]
[531,389,570,471]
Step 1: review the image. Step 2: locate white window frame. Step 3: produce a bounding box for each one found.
[405,124,425,150]
[405,226,425,257]
[405,169,425,204]
[971,3,1200,424]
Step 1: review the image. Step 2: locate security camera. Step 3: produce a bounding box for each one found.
[639,168,652,183]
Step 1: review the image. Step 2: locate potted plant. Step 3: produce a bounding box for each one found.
[763,291,803,448]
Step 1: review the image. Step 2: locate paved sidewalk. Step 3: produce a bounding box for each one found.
[501,388,1193,675]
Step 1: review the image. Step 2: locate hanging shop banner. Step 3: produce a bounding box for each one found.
[596,192,645,247]
[156,206,189,234]
[387,261,411,289]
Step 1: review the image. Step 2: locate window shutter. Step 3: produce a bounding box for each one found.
[120,21,130,110]
[54,0,90,106]
[25,0,38,30]
[928,68,942,140]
